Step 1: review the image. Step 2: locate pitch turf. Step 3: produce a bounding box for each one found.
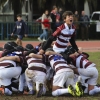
[0,52,100,100]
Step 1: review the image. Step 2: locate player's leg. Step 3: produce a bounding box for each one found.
[0,67,21,95]
[52,71,76,96]
[18,73,26,93]
[78,67,98,95]
[25,69,35,94]
[87,68,98,95]
[35,73,47,97]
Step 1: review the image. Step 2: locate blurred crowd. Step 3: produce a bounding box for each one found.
[37,6,90,41]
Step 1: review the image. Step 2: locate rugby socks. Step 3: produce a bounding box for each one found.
[89,87,100,95]
[5,85,12,95]
[19,73,25,92]
[42,85,46,95]
[27,81,33,91]
[36,82,40,92]
[5,88,12,95]
[52,89,69,96]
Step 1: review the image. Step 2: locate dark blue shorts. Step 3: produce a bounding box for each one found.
[17,35,24,40]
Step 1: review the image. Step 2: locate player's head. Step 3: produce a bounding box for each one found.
[25,44,34,51]
[9,41,18,48]
[62,11,74,25]
[3,42,14,50]
[15,45,24,51]
[4,41,18,50]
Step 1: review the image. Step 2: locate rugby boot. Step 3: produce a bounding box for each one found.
[68,84,76,96]
[75,82,83,96]
[36,83,43,97]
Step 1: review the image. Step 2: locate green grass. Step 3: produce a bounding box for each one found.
[0,52,100,100]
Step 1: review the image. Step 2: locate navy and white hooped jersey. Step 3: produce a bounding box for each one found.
[52,23,75,52]
[72,55,96,69]
[49,55,73,74]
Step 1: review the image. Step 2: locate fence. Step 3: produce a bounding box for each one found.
[0,21,100,40]
[0,22,42,40]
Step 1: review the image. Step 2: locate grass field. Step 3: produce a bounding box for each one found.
[0,52,100,100]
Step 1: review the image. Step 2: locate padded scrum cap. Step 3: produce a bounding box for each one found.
[25,44,34,51]
[4,43,14,50]
[15,46,24,51]
[9,41,18,47]
[4,41,18,50]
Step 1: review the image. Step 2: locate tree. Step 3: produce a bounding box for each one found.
[0,0,98,21]
[11,0,25,21]
[86,0,97,14]
[0,0,25,21]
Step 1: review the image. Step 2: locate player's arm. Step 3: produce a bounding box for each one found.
[42,36,56,51]
[45,51,62,56]
[39,28,61,54]
[24,49,37,56]
[69,33,79,52]
[69,52,79,58]
[28,53,43,59]
[0,56,20,62]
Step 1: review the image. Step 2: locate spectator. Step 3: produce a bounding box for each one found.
[80,11,90,41]
[50,6,58,32]
[58,8,63,22]
[11,14,28,46]
[55,8,64,27]
[73,11,79,39]
[38,10,52,41]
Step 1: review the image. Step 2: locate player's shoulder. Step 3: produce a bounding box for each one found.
[57,24,65,30]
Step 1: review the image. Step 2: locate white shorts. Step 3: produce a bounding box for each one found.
[0,67,21,86]
[53,71,74,87]
[78,66,98,85]
[25,68,46,84]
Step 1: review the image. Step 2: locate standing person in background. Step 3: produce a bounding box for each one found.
[11,14,28,46]
[38,10,52,41]
[58,8,63,22]
[50,6,58,32]
[55,8,64,27]
[73,11,79,39]
[80,11,90,41]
